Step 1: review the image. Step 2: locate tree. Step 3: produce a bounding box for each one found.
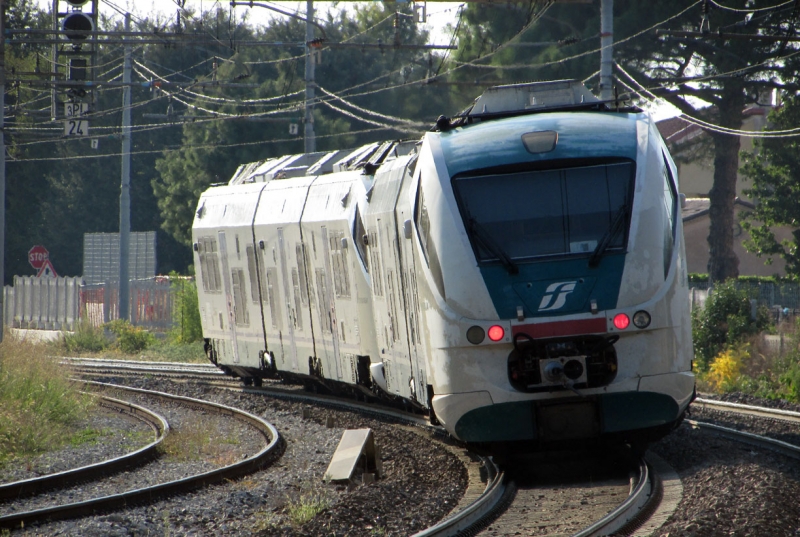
[740,94,800,278]
[153,3,457,248]
[615,0,800,282]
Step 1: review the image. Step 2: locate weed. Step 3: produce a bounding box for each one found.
[160,418,239,464]
[0,336,94,465]
[287,492,331,526]
[253,509,277,532]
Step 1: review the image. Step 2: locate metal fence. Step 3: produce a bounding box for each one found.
[4,276,174,331]
[689,281,800,311]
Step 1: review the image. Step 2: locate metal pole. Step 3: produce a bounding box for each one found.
[304,0,315,153]
[0,0,5,342]
[599,0,613,101]
[118,13,131,321]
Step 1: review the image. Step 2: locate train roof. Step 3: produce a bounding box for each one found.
[224,80,643,186]
[438,111,643,178]
[228,140,418,186]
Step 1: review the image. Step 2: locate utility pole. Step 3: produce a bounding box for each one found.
[599,0,613,101]
[119,13,131,321]
[304,0,316,153]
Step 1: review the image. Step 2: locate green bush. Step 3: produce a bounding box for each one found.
[63,316,107,353]
[168,273,203,344]
[105,319,155,353]
[692,280,773,369]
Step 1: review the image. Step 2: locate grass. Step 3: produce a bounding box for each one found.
[0,336,95,467]
[286,492,331,526]
[160,417,240,465]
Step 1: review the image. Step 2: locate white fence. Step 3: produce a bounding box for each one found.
[3,276,174,332]
[4,276,82,330]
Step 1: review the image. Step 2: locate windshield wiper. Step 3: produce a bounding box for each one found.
[589,204,628,268]
[467,217,519,275]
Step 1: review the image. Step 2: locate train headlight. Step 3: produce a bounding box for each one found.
[613,313,630,330]
[466,326,485,345]
[633,310,651,329]
[487,325,505,342]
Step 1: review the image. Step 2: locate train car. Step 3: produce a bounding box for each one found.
[193,79,695,449]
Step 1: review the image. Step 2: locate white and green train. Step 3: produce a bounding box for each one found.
[193,80,695,450]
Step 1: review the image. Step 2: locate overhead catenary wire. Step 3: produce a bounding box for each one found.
[614,62,800,138]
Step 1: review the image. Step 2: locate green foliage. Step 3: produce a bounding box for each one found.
[169,274,203,344]
[0,337,94,465]
[63,316,107,353]
[741,94,800,278]
[105,319,156,354]
[692,281,773,369]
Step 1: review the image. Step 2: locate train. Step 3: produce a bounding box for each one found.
[192,79,695,450]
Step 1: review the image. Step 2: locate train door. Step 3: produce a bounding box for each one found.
[277,228,300,373]
[217,230,240,364]
[301,227,337,382]
[395,165,428,406]
[257,241,287,369]
[320,225,343,380]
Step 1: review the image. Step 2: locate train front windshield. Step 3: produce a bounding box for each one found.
[453,161,634,263]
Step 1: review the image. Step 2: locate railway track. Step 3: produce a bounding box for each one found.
[60,358,672,536]
[0,382,280,531]
[54,359,800,535]
[0,393,169,501]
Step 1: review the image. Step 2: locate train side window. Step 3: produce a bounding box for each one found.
[353,207,369,273]
[246,245,260,303]
[662,152,678,276]
[198,236,222,294]
[329,230,351,299]
[291,269,303,331]
[315,269,332,333]
[231,268,250,326]
[414,184,446,298]
[415,187,432,263]
[662,152,677,235]
[265,267,282,330]
[370,230,383,296]
[295,244,309,306]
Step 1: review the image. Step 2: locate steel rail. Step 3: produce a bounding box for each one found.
[411,456,504,537]
[686,419,800,461]
[572,457,655,537]
[0,394,169,501]
[68,358,507,536]
[695,397,800,424]
[0,382,280,531]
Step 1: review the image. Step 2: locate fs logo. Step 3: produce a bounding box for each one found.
[538,281,577,311]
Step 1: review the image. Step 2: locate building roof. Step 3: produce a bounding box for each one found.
[682,197,755,223]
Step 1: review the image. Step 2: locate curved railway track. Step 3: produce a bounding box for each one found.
[56,359,800,536]
[61,358,676,536]
[0,382,280,531]
[0,393,169,501]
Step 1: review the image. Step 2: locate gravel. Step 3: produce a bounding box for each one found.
[647,394,800,536]
[8,379,800,536]
[7,377,468,536]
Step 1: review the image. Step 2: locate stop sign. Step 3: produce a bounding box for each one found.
[28,245,49,270]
